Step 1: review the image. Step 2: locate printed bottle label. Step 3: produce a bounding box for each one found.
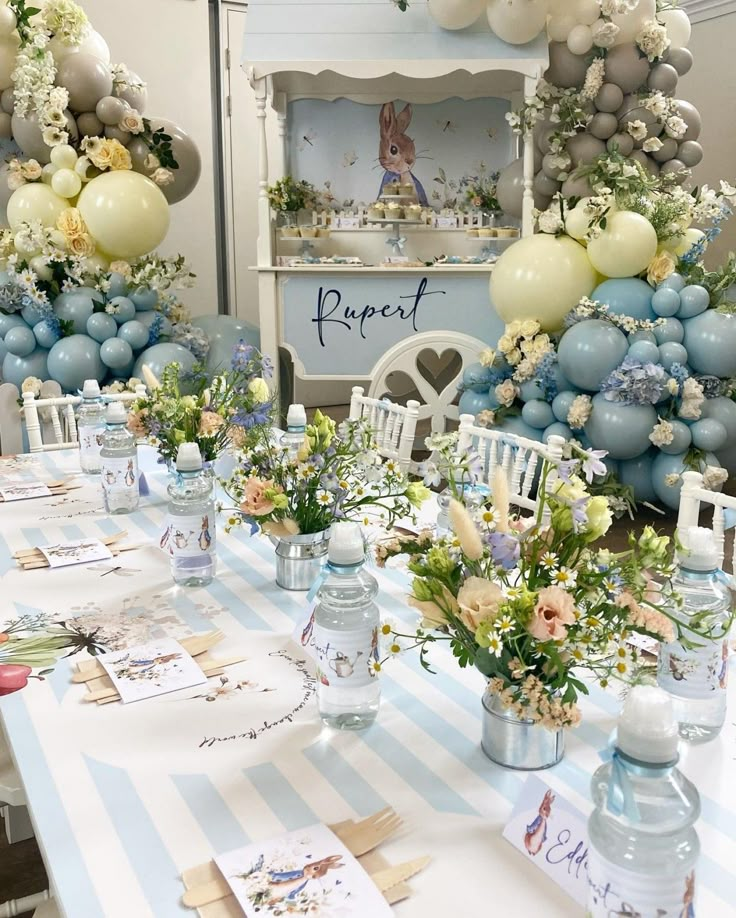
[79,424,105,464]
[101,456,139,493]
[311,622,379,690]
[586,850,696,917]
[161,512,216,558]
[658,637,729,700]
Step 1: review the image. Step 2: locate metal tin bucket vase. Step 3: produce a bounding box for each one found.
[481,687,564,771]
[271,529,330,591]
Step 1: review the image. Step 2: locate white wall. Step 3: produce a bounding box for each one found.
[82,0,220,315]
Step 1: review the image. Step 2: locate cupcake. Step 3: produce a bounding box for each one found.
[300,226,318,238]
[282,226,300,238]
[384,180,401,196]
[385,201,404,219]
[367,202,385,221]
[478,228,494,238]
[316,227,331,238]
[400,181,415,196]
[406,203,422,220]
[497,226,519,238]
[466,228,479,237]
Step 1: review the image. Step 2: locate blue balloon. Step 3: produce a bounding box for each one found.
[521,399,555,429]
[618,453,656,501]
[551,364,578,393]
[192,314,258,376]
[651,287,681,318]
[659,419,692,455]
[542,421,573,443]
[658,341,688,370]
[653,317,684,344]
[462,362,493,392]
[659,273,686,293]
[691,418,728,452]
[130,287,159,312]
[584,394,658,460]
[652,451,720,509]
[108,296,136,324]
[47,335,105,391]
[0,339,6,365]
[497,415,542,443]
[54,292,95,334]
[628,329,657,346]
[682,310,736,376]
[552,390,577,423]
[33,320,60,349]
[117,319,150,351]
[100,337,134,370]
[86,312,119,343]
[558,320,629,391]
[0,313,27,338]
[677,284,709,319]
[107,273,129,300]
[4,325,36,357]
[458,389,495,417]
[135,311,173,337]
[701,396,736,445]
[593,278,656,321]
[519,379,544,402]
[2,348,49,388]
[132,342,197,384]
[74,285,105,305]
[21,302,45,327]
[627,340,660,363]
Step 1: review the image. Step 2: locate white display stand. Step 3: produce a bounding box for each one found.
[241,0,548,401]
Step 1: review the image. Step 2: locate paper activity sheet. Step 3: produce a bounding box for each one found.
[0,481,52,501]
[98,637,207,704]
[38,538,113,569]
[215,823,393,918]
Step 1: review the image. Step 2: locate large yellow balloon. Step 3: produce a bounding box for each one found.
[77,171,170,258]
[671,228,705,258]
[586,211,658,278]
[7,183,68,230]
[490,234,597,332]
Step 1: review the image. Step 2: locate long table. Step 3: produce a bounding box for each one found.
[1,448,734,917]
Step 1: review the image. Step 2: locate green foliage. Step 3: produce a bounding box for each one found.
[266,175,318,213]
[140,120,180,171]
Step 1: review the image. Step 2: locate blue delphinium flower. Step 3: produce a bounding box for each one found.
[580,449,608,483]
[147,313,164,346]
[487,532,520,569]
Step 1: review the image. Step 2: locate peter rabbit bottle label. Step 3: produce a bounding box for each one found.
[101,456,139,494]
[79,425,105,463]
[310,623,379,690]
[658,637,729,699]
[161,512,215,558]
[586,852,696,917]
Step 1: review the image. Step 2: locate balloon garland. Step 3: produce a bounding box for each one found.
[0,0,208,393]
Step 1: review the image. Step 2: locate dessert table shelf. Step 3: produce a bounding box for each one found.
[0,449,735,918]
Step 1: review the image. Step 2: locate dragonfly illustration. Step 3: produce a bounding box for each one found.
[297,128,317,151]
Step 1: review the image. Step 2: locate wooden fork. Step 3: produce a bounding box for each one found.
[334,807,403,857]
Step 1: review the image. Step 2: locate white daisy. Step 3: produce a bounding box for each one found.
[497,614,514,634]
[315,489,334,506]
[553,567,578,588]
[368,659,382,676]
[487,632,504,657]
[540,552,558,570]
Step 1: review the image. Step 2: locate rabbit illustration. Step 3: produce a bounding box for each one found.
[124,459,136,487]
[378,101,428,205]
[680,871,695,918]
[267,854,344,903]
[159,525,171,550]
[198,515,212,551]
[524,789,554,856]
[718,641,728,690]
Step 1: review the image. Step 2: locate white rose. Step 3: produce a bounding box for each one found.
[627,120,648,142]
[537,210,564,234]
[247,377,270,405]
[150,167,175,186]
[643,137,663,153]
[144,153,161,171]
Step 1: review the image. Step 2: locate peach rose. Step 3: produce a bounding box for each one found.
[57,207,87,240]
[528,586,576,642]
[407,585,459,629]
[108,140,132,171]
[198,411,225,437]
[127,409,148,438]
[239,477,279,517]
[68,233,96,257]
[457,576,504,631]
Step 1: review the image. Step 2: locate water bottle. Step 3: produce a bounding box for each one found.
[587,685,700,918]
[165,443,216,586]
[100,402,140,514]
[436,484,488,535]
[281,403,307,458]
[657,526,731,743]
[313,522,381,729]
[77,379,106,474]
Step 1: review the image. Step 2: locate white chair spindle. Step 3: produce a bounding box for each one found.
[523,451,539,498]
[713,504,726,570]
[22,391,43,452]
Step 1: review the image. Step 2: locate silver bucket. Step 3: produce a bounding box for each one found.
[481,688,564,771]
[271,529,330,591]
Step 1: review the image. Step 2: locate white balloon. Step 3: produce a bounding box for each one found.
[547,15,575,42]
[428,0,485,30]
[48,27,111,66]
[0,5,17,37]
[659,8,691,50]
[575,0,600,27]
[487,0,548,44]
[0,34,20,91]
[567,24,593,55]
[548,0,568,12]
[611,0,656,44]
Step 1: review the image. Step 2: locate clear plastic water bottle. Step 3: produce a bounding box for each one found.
[587,685,700,918]
[281,403,307,458]
[436,484,488,535]
[100,402,140,514]
[313,522,381,729]
[77,379,106,474]
[657,526,731,743]
[165,443,216,586]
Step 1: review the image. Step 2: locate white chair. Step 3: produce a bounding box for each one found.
[349,386,420,473]
[456,413,567,522]
[0,383,23,456]
[677,470,736,571]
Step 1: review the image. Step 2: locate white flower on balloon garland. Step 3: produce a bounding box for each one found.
[43,0,90,46]
[599,0,638,15]
[643,136,664,153]
[479,348,497,368]
[567,395,593,430]
[627,120,648,143]
[476,409,496,428]
[118,110,145,135]
[582,59,606,101]
[665,115,687,140]
[703,466,728,490]
[636,20,670,62]
[536,208,564,235]
[678,377,705,420]
[649,418,674,448]
[151,167,175,187]
[664,472,681,487]
[495,379,519,408]
[591,19,619,49]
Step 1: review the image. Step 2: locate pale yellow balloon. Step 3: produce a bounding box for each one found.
[51,167,82,199]
[564,206,591,242]
[77,171,170,258]
[82,252,110,273]
[586,211,658,278]
[7,183,68,230]
[672,228,705,258]
[490,234,597,332]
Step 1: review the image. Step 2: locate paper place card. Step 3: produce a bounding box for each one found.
[215,823,393,918]
[626,633,659,657]
[98,637,207,704]
[335,216,361,229]
[384,255,410,264]
[502,774,590,906]
[433,215,458,228]
[39,537,113,569]
[0,481,52,501]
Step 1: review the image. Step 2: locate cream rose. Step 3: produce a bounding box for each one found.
[457,577,504,631]
[151,167,175,186]
[108,141,132,171]
[21,160,42,181]
[528,586,576,642]
[57,207,87,240]
[144,153,161,171]
[585,495,613,541]
[109,260,131,277]
[118,111,144,134]
[67,233,96,257]
[646,250,677,287]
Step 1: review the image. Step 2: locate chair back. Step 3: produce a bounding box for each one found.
[0,382,23,456]
[456,413,567,521]
[349,386,420,472]
[677,470,736,571]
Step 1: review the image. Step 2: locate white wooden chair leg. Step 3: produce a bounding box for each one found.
[349,386,364,421]
[0,890,53,918]
[2,804,34,844]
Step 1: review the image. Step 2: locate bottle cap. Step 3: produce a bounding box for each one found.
[328,522,365,565]
[286,404,307,428]
[82,379,101,399]
[176,442,203,472]
[677,526,719,572]
[105,401,127,424]
[616,685,679,764]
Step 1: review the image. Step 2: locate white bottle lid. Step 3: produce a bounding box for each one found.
[82,379,101,399]
[286,403,307,428]
[328,522,365,565]
[176,442,203,472]
[677,526,719,571]
[616,685,679,764]
[105,401,127,424]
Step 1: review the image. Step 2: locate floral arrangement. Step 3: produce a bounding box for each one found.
[127,343,272,464]
[266,176,318,214]
[376,451,710,731]
[459,165,500,213]
[223,411,429,538]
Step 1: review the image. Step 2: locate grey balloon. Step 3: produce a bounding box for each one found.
[545,41,588,89]
[133,116,201,205]
[95,95,127,127]
[0,88,13,115]
[566,133,606,167]
[496,158,549,217]
[127,137,149,173]
[104,125,131,146]
[606,132,634,156]
[56,53,113,114]
[533,146,543,171]
[604,44,651,95]
[533,170,561,197]
[595,83,624,114]
[661,159,688,184]
[11,111,51,164]
[77,112,104,137]
[630,150,659,176]
[561,174,593,198]
[678,140,704,168]
[0,162,15,227]
[117,72,148,114]
[590,112,618,140]
[537,125,557,156]
[665,47,693,76]
[674,100,702,142]
[615,94,638,120]
[542,152,565,181]
[652,137,678,163]
[0,112,10,140]
[64,110,79,144]
[647,63,678,94]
